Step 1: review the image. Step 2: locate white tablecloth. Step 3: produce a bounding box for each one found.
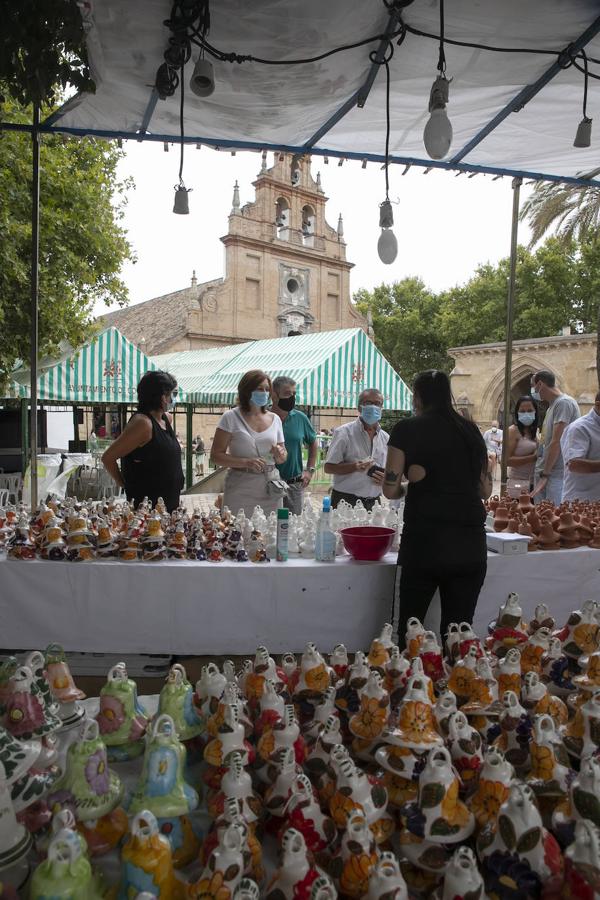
[2,548,600,655]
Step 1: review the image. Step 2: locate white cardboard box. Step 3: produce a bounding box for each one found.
[486,532,531,555]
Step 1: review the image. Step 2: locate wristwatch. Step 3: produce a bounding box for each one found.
[306,467,316,474]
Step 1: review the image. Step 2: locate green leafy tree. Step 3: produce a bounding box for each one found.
[521,181,600,383]
[355,277,449,387]
[0,99,134,379]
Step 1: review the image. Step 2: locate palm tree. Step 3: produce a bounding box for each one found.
[520,177,600,384]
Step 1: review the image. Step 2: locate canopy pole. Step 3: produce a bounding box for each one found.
[185,405,193,491]
[30,102,41,511]
[500,176,522,493]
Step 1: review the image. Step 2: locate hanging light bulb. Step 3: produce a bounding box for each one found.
[190,57,215,97]
[377,199,398,265]
[423,76,452,159]
[574,52,592,148]
[173,183,191,214]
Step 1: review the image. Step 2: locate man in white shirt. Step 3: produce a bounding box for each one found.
[324,388,389,510]
[482,420,502,478]
[561,392,600,501]
[531,369,580,505]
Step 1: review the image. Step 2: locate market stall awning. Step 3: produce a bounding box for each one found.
[153,342,253,395]
[173,328,411,410]
[16,327,158,405]
[2,379,29,400]
[20,0,600,186]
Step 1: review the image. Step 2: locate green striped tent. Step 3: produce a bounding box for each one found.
[180,328,411,410]
[3,379,29,399]
[153,342,253,395]
[32,327,157,404]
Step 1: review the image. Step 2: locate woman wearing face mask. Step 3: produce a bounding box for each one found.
[505,396,539,498]
[102,370,184,512]
[210,369,287,516]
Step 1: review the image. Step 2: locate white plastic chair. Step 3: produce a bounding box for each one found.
[0,474,21,505]
[0,489,9,508]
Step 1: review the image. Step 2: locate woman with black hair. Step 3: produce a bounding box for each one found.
[383,369,492,648]
[102,370,184,512]
[506,396,539,498]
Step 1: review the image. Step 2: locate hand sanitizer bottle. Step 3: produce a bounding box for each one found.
[315,497,336,562]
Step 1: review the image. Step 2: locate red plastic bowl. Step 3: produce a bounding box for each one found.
[340,526,395,561]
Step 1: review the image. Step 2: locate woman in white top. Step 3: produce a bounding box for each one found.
[506,395,539,498]
[211,369,287,516]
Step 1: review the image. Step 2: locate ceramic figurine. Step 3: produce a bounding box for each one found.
[487,592,528,657]
[393,675,443,750]
[521,670,568,727]
[349,671,389,742]
[520,626,552,675]
[329,812,379,900]
[6,512,36,559]
[129,714,199,819]
[573,649,600,694]
[439,846,483,900]
[116,810,179,899]
[191,822,245,899]
[405,617,426,659]
[563,819,600,900]
[367,852,408,900]
[166,521,188,559]
[142,515,167,561]
[418,631,445,683]
[470,747,514,829]
[494,689,532,773]
[559,599,600,661]
[544,637,576,698]
[65,513,95,562]
[564,688,600,759]
[529,603,555,635]
[293,643,332,698]
[96,518,119,558]
[208,751,262,825]
[44,643,85,729]
[95,662,149,760]
[553,753,600,837]
[328,744,393,843]
[282,773,336,855]
[447,645,481,707]
[496,647,522,697]
[41,517,67,561]
[196,662,227,718]
[157,663,205,742]
[446,711,483,786]
[401,746,473,844]
[204,702,252,770]
[29,828,104,900]
[2,665,61,740]
[527,714,572,803]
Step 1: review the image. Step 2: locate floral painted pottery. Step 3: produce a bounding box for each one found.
[257,703,305,771]
[522,671,568,727]
[263,747,302,821]
[563,819,600,900]
[407,657,435,703]
[329,813,379,900]
[368,636,390,671]
[129,714,198,819]
[303,687,338,744]
[95,662,149,761]
[282,773,336,856]
[487,592,528,657]
[559,600,600,661]
[35,807,88,861]
[527,714,572,800]
[0,760,32,882]
[293,643,332,698]
[438,846,484,900]
[329,645,349,681]
[433,692,458,737]
[564,689,600,759]
[266,827,321,900]
[29,828,104,900]
[328,744,393,843]
[190,822,244,899]
[253,679,285,739]
[208,681,253,743]
[529,603,555,635]
[496,648,522,698]
[477,782,562,890]
[447,645,480,707]
[304,716,345,806]
[309,874,337,900]
[6,513,36,559]
[470,748,513,829]
[446,711,483,786]
[44,644,85,728]
[405,617,426,658]
[2,665,61,739]
[401,746,473,844]
[374,745,419,809]
[208,751,262,825]
[157,663,205,742]
[349,671,389,742]
[384,646,410,706]
[117,810,178,900]
[0,724,41,784]
[196,664,227,718]
[367,851,408,900]
[205,702,253,770]
[494,690,532,773]
[416,631,445,684]
[544,638,576,698]
[519,627,552,677]
[574,650,600,693]
[393,675,443,750]
[553,754,600,838]
[202,796,264,884]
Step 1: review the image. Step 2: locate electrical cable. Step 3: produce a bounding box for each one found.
[178,62,185,185]
[437,0,446,76]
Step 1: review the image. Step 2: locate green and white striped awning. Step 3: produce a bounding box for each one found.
[33,327,157,404]
[178,329,411,410]
[2,379,29,400]
[153,342,252,395]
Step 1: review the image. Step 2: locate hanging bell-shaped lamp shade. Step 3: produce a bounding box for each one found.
[574,116,593,148]
[190,58,215,97]
[173,185,191,215]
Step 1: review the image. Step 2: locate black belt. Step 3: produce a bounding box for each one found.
[286,475,304,485]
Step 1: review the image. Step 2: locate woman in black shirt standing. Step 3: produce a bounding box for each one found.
[383,370,492,649]
[102,370,184,512]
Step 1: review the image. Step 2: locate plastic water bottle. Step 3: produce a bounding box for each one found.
[315,497,336,562]
[276,507,289,561]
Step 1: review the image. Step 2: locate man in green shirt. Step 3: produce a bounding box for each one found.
[271,375,317,516]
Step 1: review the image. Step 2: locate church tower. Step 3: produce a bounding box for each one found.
[183,152,366,346]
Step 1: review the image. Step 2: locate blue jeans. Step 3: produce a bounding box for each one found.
[533,470,564,505]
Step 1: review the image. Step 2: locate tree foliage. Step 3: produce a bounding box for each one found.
[355,238,600,388]
[0,99,134,379]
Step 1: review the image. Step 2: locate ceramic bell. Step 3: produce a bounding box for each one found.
[520,626,552,675]
[116,810,179,899]
[282,773,336,855]
[384,646,410,706]
[433,691,458,737]
[528,714,572,802]
[191,822,244,899]
[565,688,600,759]
[418,631,445,683]
[367,851,408,900]
[29,828,104,900]
[405,617,426,658]
[293,643,332,698]
[335,651,370,715]
[129,714,198,819]
[303,687,338,744]
[496,647,522,697]
[521,671,568,727]
[2,664,61,740]
[208,681,252,743]
[408,657,435,703]
[95,662,149,760]
[263,747,302,820]
[330,812,378,900]
[573,649,600,694]
[446,711,483,786]
[373,740,419,810]
[447,645,480,707]
[208,750,262,825]
[157,663,205,742]
[470,747,513,829]
[304,716,345,806]
[553,753,600,837]
[563,819,600,900]
[393,675,443,750]
[349,671,389,743]
[309,875,338,900]
[494,689,532,773]
[202,797,264,885]
[560,599,600,661]
[0,724,42,785]
[488,592,528,656]
[402,746,473,844]
[44,643,85,728]
[0,760,32,887]
[266,827,321,900]
[529,603,556,635]
[196,662,227,718]
[328,745,393,844]
[439,846,483,900]
[205,702,252,770]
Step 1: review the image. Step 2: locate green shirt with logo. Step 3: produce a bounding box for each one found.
[277,409,317,480]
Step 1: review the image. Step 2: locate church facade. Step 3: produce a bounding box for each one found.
[104,153,366,355]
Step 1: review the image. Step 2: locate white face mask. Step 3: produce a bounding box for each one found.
[530,386,541,402]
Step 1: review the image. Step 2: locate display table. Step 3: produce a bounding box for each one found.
[3,547,600,655]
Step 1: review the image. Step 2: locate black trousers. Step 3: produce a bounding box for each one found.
[330,489,378,512]
[395,526,487,650]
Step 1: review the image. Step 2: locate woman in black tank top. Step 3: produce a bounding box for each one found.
[102,370,184,512]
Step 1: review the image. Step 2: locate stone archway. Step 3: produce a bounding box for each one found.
[480,355,559,423]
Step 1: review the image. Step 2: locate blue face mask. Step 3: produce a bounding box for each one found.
[530,387,541,401]
[250,390,270,408]
[360,404,382,425]
[518,411,536,426]
[167,390,178,411]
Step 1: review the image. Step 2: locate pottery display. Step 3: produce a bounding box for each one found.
[44,643,86,728]
[0,759,32,887]
[95,662,149,760]
[330,812,379,899]
[116,810,179,899]
[129,714,199,819]
[157,663,205,742]
[29,827,104,899]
